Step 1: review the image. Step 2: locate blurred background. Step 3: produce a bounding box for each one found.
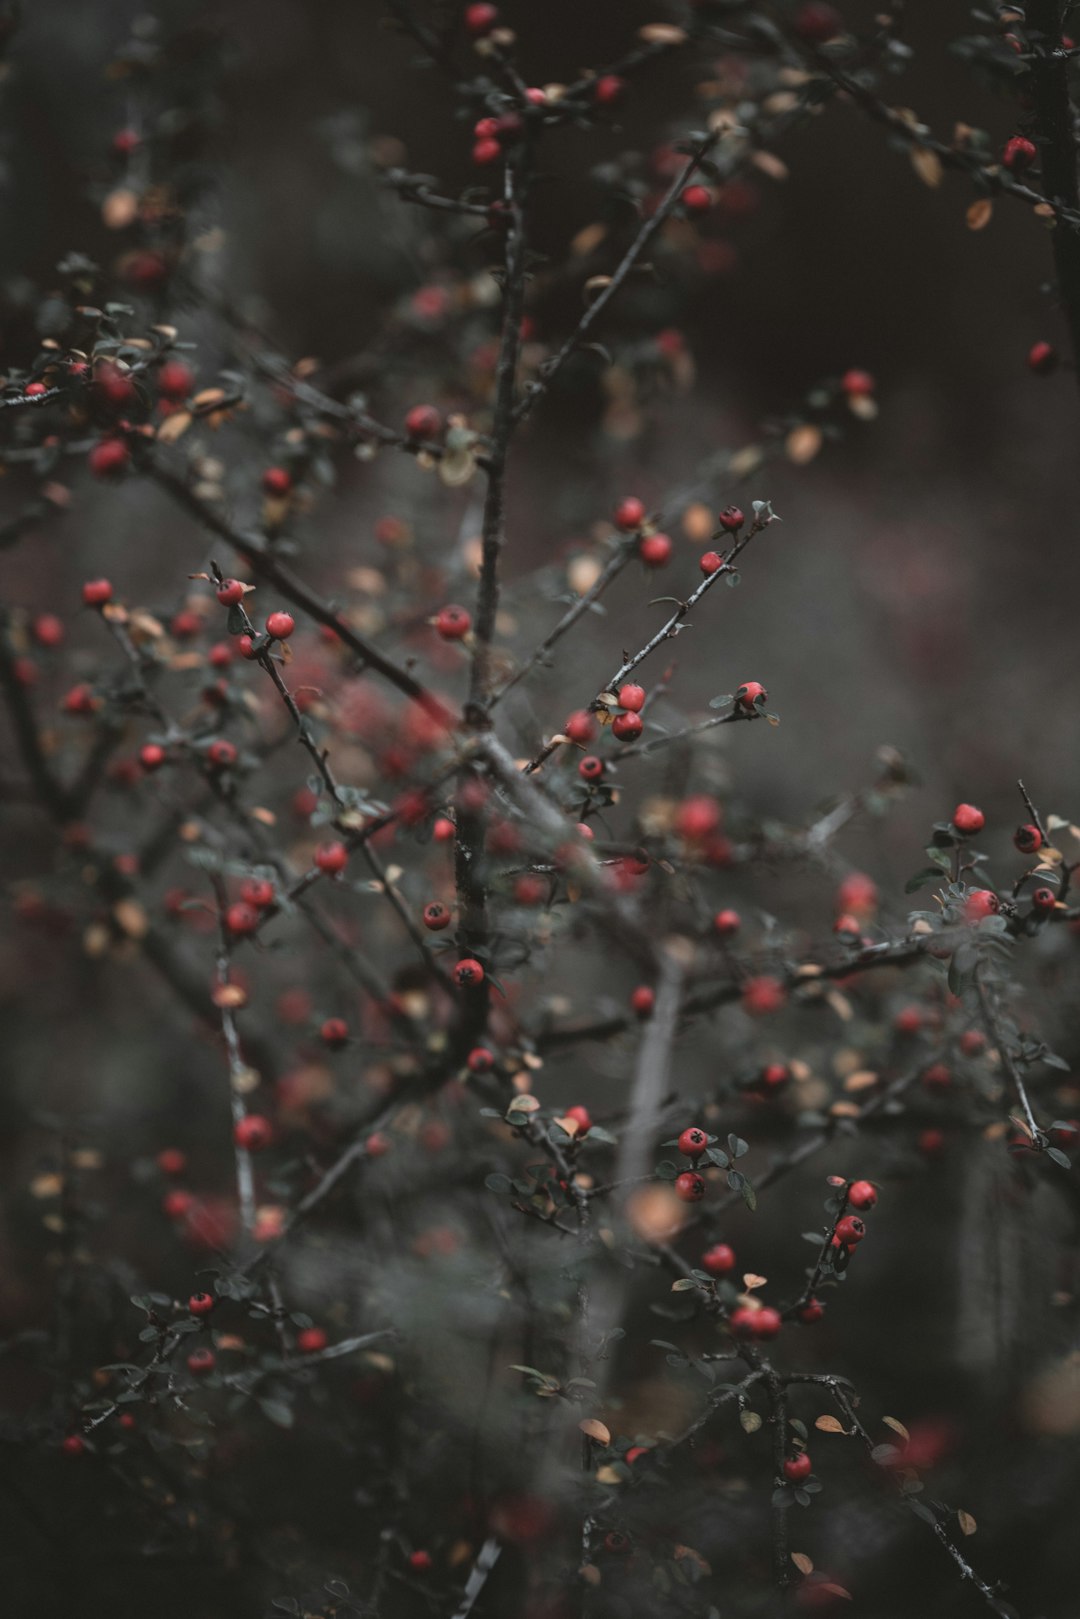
[2,2,1080,1616]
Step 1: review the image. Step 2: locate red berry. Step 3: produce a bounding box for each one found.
[189,1291,215,1316]
[61,1434,87,1456]
[678,1126,708,1157]
[62,683,96,716]
[433,815,456,842]
[742,976,785,1016]
[952,802,985,835]
[435,604,471,640]
[82,578,113,607]
[797,1297,825,1324]
[139,743,166,772]
[163,1188,195,1220]
[729,1305,758,1338]
[314,841,349,876]
[631,985,655,1019]
[675,794,722,843]
[754,1307,782,1340]
[760,1062,790,1093]
[713,908,740,936]
[157,1148,186,1176]
[1027,341,1058,375]
[158,360,194,400]
[681,184,712,215]
[702,1243,736,1276]
[88,437,130,472]
[735,681,767,710]
[639,532,672,567]
[837,872,877,917]
[1014,823,1044,853]
[207,739,237,769]
[409,1549,433,1572]
[239,878,275,909]
[922,1062,952,1091]
[847,1180,877,1210]
[454,957,485,987]
[783,1452,812,1482]
[618,683,646,712]
[262,466,293,496]
[894,1005,922,1034]
[841,367,875,397]
[321,1017,349,1048]
[593,75,626,105]
[473,137,502,165]
[234,1114,273,1152]
[423,901,451,930]
[187,1348,215,1376]
[963,888,1000,922]
[564,1104,592,1135]
[834,1214,866,1247]
[225,902,259,937]
[465,2,497,33]
[959,1029,985,1056]
[565,709,597,745]
[614,496,646,531]
[1003,135,1037,171]
[32,613,65,648]
[579,755,604,783]
[25,381,47,397]
[717,505,744,532]
[366,1132,391,1157]
[297,1326,328,1354]
[404,404,444,441]
[700,550,723,576]
[612,710,643,740]
[216,579,246,607]
[112,127,141,155]
[266,611,295,641]
[1031,886,1057,913]
[674,1171,706,1202]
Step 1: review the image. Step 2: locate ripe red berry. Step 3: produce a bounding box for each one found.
[675,794,722,842]
[564,1104,593,1135]
[189,1291,215,1316]
[238,635,256,659]
[1027,340,1058,375]
[639,532,672,567]
[234,1114,273,1152]
[847,1180,877,1210]
[297,1326,328,1354]
[409,1549,433,1572]
[314,841,349,875]
[797,1297,825,1324]
[742,975,785,1016]
[729,1305,758,1337]
[1003,135,1037,171]
[614,496,646,531]
[82,578,113,607]
[157,1147,187,1176]
[674,1171,706,1202]
[713,908,740,936]
[760,1062,790,1093]
[579,755,604,783]
[207,739,238,769]
[681,183,712,215]
[922,1062,952,1092]
[473,137,502,165]
[464,2,497,34]
[834,1214,866,1247]
[187,1347,215,1376]
[841,367,875,397]
[225,902,259,937]
[158,360,194,400]
[454,957,485,987]
[423,901,451,930]
[959,1029,985,1056]
[754,1306,782,1340]
[62,683,96,716]
[239,878,275,909]
[593,74,626,105]
[700,550,723,576]
[952,802,985,835]
[735,681,767,710]
[702,1242,736,1276]
[216,579,246,607]
[24,381,47,397]
[631,985,655,1019]
[1031,886,1057,913]
[793,2,842,43]
[963,888,1000,922]
[918,1126,945,1157]
[1014,823,1044,853]
[404,403,444,441]
[433,815,456,842]
[564,710,597,745]
[678,1126,708,1157]
[32,612,65,648]
[618,682,646,712]
[366,1131,391,1157]
[139,743,166,772]
[434,604,471,640]
[265,611,295,641]
[112,127,141,156]
[611,710,643,740]
[262,466,293,496]
[783,1452,813,1482]
[321,1017,349,1048]
[717,506,744,532]
[61,1434,87,1456]
[163,1188,195,1220]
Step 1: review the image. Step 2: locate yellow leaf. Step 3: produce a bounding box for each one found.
[638,24,686,44]
[911,147,944,188]
[579,1418,610,1445]
[742,1272,767,1290]
[740,1409,762,1433]
[882,1416,910,1441]
[791,1553,814,1575]
[957,1509,977,1536]
[815,1414,847,1434]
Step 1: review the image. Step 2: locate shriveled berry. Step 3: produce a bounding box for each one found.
[717,506,744,532]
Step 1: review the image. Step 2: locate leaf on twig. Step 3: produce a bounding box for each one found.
[579,1418,610,1445]
[814,1414,847,1434]
[957,1509,977,1536]
[791,1553,814,1575]
[966,198,993,230]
